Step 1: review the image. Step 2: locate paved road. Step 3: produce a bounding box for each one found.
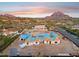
[56,28,79,47]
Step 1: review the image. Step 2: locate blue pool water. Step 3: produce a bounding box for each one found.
[20,31,58,41]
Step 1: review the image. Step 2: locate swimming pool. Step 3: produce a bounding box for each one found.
[20,31,58,42]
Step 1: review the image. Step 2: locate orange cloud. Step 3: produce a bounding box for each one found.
[65,7,79,10]
[6,7,53,15]
[2,5,78,16]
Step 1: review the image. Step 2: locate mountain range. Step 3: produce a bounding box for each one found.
[0,14,15,18]
[45,11,72,20]
[0,11,72,20]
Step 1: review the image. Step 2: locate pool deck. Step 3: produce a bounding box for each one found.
[2,32,79,56]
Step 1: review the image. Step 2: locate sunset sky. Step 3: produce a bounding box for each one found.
[0,2,79,18]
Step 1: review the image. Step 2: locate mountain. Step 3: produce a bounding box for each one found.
[45,11,72,20]
[0,14,15,18]
[0,14,16,21]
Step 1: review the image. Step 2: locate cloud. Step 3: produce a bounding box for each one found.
[64,7,79,10]
[59,6,79,13]
[4,6,54,15]
[1,4,79,17]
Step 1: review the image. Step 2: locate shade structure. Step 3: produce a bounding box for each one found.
[51,41,55,45]
[35,39,40,42]
[55,37,60,44]
[51,37,60,45]
[44,38,51,44]
[20,34,29,40]
[33,39,40,45]
[19,43,26,48]
[45,38,50,42]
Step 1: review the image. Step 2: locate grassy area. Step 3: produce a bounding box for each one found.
[66,29,79,37]
[0,55,8,57]
[72,18,79,24]
[0,35,19,52]
[61,27,79,37]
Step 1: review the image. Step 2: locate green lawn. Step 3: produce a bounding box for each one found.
[0,35,19,52]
